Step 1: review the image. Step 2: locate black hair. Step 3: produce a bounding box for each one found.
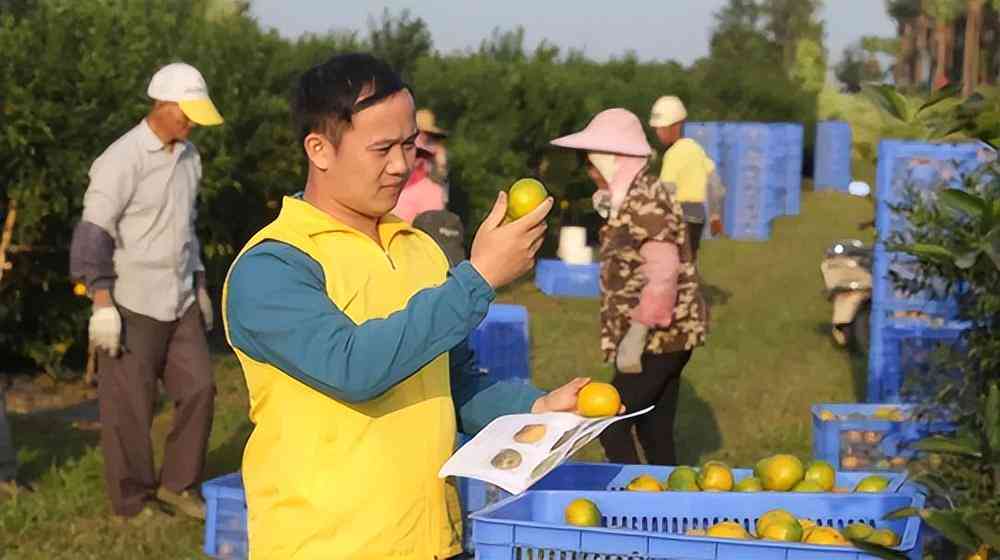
[292,52,409,145]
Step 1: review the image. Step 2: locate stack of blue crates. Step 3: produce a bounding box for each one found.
[867,140,994,403]
[814,121,853,191]
[720,123,786,240]
[684,122,805,241]
[468,303,531,384]
[777,123,805,215]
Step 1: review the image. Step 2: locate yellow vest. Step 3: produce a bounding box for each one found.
[658,138,716,203]
[221,196,462,559]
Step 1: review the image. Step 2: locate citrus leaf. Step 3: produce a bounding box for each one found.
[900,243,958,263]
[965,513,1000,550]
[986,383,1000,461]
[920,83,962,112]
[922,510,980,551]
[955,250,981,269]
[863,84,911,122]
[885,506,922,520]
[849,539,909,559]
[912,436,983,457]
[985,227,1000,272]
[939,189,988,220]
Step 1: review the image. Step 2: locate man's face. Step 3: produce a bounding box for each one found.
[311,90,418,218]
[655,122,683,146]
[160,102,195,143]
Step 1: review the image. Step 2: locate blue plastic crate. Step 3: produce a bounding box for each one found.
[455,459,913,552]
[812,404,956,473]
[469,304,531,383]
[720,123,784,240]
[202,473,248,559]
[684,122,724,166]
[867,320,969,404]
[471,490,926,560]
[870,246,962,320]
[534,259,600,298]
[779,123,805,215]
[815,121,853,191]
[875,140,994,214]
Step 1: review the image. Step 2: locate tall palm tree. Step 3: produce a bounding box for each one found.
[889,0,924,86]
[926,0,965,90]
[964,0,986,95]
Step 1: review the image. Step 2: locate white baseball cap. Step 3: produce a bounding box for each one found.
[649,96,687,128]
[147,62,223,126]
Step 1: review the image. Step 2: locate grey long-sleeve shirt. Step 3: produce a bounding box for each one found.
[70,119,205,321]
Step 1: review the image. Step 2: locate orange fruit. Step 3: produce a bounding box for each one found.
[577,382,621,417]
[761,454,805,491]
[803,460,836,491]
[697,461,734,491]
[72,282,87,297]
[506,178,548,220]
[564,498,601,527]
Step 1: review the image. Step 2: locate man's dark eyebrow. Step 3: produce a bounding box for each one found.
[368,130,419,148]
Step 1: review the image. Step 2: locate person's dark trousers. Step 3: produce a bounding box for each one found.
[98,304,215,516]
[598,351,693,465]
[0,383,17,482]
[686,221,704,262]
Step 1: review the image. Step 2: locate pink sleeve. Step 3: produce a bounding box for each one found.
[630,241,680,327]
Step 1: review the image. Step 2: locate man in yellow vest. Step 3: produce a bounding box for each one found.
[649,96,726,259]
[222,53,590,559]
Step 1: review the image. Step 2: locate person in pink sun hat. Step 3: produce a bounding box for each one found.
[550,108,708,466]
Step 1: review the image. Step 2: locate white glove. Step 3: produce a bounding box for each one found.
[90,306,122,358]
[615,323,649,374]
[197,287,213,332]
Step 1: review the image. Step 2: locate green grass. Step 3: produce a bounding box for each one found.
[0,189,875,559]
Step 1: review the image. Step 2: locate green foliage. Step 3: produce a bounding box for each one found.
[367,8,432,80]
[0,1,821,372]
[792,37,827,93]
[837,45,884,94]
[882,165,1000,557]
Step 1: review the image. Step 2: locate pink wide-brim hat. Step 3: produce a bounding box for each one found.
[550,108,652,157]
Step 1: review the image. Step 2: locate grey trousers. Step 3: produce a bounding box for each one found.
[0,384,16,481]
[98,304,216,516]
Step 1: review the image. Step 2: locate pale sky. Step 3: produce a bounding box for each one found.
[249,0,896,65]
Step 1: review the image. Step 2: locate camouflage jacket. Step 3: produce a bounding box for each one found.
[598,172,708,361]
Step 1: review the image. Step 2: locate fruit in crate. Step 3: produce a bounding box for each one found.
[866,528,899,546]
[506,178,548,221]
[798,518,817,532]
[760,454,804,491]
[854,475,889,493]
[753,457,770,478]
[625,474,662,492]
[802,460,836,491]
[842,522,874,540]
[513,424,547,444]
[791,480,823,492]
[706,521,751,539]
[841,455,861,470]
[733,476,763,492]
[564,498,601,527]
[697,461,734,491]
[759,517,803,542]
[803,526,850,546]
[685,528,707,537]
[863,431,883,444]
[756,509,797,537]
[819,409,836,421]
[890,456,909,469]
[490,449,523,470]
[666,466,700,491]
[576,382,621,417]
[845,430,864,444]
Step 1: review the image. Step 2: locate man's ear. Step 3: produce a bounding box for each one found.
[304,132,331,172]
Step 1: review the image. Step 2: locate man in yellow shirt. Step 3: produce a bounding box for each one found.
[222,52,591,559]
[649,96,725,259]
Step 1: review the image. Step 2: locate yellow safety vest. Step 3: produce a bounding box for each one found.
[658,138,716,203]
[221,196,462,559]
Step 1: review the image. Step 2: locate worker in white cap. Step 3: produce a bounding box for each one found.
[649,96,725,260]
[69,62,223,520]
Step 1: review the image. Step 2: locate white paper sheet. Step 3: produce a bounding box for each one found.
[439,406,654,494]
